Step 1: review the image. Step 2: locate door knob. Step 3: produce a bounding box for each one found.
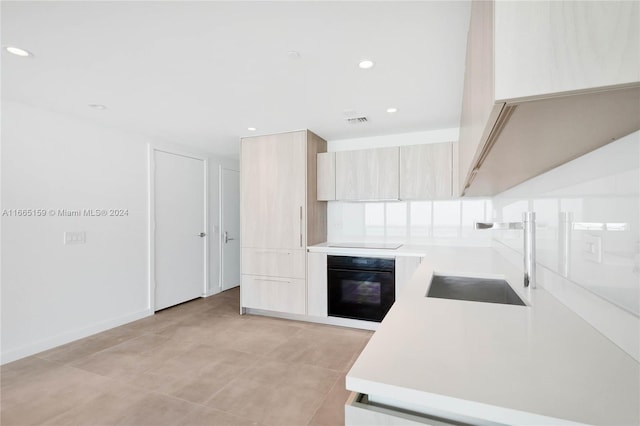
[224,231,235,243]
[198,232,206,237]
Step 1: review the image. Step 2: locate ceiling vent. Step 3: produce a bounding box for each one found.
[345,116,368,124]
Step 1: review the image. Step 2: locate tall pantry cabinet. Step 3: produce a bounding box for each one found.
[240,130,327,315]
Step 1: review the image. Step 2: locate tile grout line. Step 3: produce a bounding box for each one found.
[304,371,343,426]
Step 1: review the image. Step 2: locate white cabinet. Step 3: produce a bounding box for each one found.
[336,147,399,201]
[241,130,327,315]
[346,393,459,426]
[307,251,327,317]
[317,152,336,201]
[399,143,452,200]
[395,256,422,298]
[459,0,640,196]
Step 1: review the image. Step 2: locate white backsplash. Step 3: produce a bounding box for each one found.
[492,130,640,360]
[327,198,494,247]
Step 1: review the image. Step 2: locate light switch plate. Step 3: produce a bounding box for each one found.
[64,231,86,245]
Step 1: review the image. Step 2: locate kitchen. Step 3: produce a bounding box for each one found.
[2,1,639,425]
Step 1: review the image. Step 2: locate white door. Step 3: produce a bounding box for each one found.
[154,150,206,311]
[220,167,240,291]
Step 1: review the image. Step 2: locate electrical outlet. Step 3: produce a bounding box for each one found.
[583,234,602,263]
[64,231,86,245]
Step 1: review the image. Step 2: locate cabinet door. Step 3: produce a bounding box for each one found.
[241,274,306,315]
[457,0,502,196]
[242,248,306,279]
[494,1,639,100]
[241,131,307,249]
[335,147,399,201]
[399,143,452,200]
[395,256,422,298]
[307,252,327,317]
[316,152,336,201]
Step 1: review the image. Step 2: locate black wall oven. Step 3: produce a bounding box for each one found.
[327,256,395,322]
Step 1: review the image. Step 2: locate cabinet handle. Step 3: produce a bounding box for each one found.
[258,278,291,284]
[299,206,303,247]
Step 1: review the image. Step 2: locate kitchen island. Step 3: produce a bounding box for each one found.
[345,246,639,425]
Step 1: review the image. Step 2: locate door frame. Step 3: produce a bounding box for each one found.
[219,165,240,293]
[148,144,209,311]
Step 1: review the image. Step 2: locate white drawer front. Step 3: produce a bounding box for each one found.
[241,274,306,315]
[242,248,306,279]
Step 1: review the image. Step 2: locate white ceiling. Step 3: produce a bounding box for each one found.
[1,1,471,159]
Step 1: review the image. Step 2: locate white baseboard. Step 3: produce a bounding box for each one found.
[1,308,153,365]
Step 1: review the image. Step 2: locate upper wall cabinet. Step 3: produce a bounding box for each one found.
[399,143,452,200]
[317,152,336,201]
[335,147,399,201]
[459,0,640,196]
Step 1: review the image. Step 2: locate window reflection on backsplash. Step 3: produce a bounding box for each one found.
[493,133,640,317]
[328,198,494,246]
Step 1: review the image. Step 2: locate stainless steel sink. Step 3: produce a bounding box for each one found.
[427,275,526,306]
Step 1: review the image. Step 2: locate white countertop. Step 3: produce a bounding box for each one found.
[343,246,640,425]
[308,242,434,257]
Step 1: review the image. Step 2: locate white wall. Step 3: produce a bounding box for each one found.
[1,101,238,363]
[492,131,640,361]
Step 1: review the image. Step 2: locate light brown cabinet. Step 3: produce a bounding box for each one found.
[319,143,454,201]
[399,143,453,200]
[240,130,327,315]
[335,147,399,201]
[316,152,336,201]
[459,0,640,196]
[241,131,306,249]
[242,275,306,315]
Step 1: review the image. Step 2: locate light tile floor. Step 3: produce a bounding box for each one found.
[1,288,373,426]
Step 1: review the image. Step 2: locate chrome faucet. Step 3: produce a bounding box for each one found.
[475,212,537,289]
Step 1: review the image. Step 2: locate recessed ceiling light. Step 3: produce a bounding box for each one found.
[247,127,257,131]
[5,46,33,57]
[287,51,301,60]
[88,104,107,110]
[358,60,375,69]
[386,108,398,113]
